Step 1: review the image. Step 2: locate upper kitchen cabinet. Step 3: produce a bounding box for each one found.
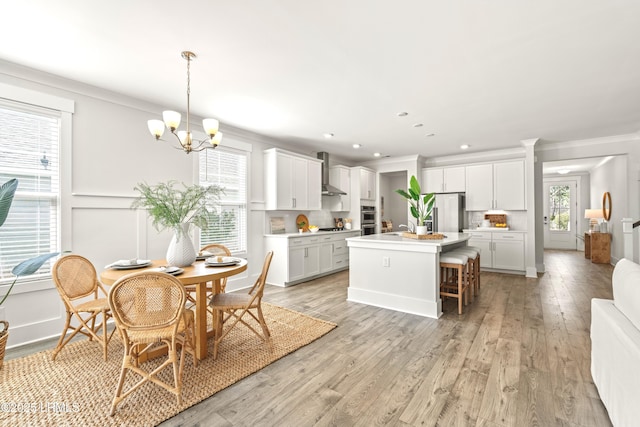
[465,160,525,211]
[307,160,322,210]
[493,160,525,210]
[358,167,376,201]
[264,148,322,210]
[324,165,351,211]
[421,166,465,193]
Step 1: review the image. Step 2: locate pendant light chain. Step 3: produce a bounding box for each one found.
[185,53,191,148]
[146,50,222,153]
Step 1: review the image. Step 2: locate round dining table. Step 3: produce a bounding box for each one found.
[100,258,248,360]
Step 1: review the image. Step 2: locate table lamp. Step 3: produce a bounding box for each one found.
[585,209,603,231]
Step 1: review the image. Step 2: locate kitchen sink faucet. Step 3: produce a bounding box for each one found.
[399,224,414,233]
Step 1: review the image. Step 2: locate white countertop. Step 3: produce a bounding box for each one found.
[347,232,471,247]
[264,229,361,238]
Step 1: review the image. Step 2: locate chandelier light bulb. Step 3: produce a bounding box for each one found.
[162,111,181,131]
[148,51,223,153]
[178,131,191,146]
[202,118,219,137]
[147,120,165,139]
[211,131,223,146]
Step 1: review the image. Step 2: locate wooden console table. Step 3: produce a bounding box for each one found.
[584,232,611,264]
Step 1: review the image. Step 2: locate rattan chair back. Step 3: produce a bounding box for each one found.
[200,243,232,258]
[52,254,101,301]
[109,272,186,332]
[51,254,114,361]
[248,250,273,299]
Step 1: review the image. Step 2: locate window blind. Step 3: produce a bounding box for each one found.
[0,101,60,283]
[198,147,247,253]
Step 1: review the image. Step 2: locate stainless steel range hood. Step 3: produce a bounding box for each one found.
[317,152,347,196]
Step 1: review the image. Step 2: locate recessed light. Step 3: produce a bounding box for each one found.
[413,123,423,128]
[426,133,435,137]
[373,152,381,157]
[460,144,469,150]
[323,133,334,139]
[397,112,408,117]
[557,169,570,175]
[352,144,361,149]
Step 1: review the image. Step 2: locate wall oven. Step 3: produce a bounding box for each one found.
[361,205,376,235]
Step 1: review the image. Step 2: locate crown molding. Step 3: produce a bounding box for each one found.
[422,147,525,168]
[536,132,640,152]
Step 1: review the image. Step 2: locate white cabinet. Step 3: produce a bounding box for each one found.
[291,156,308,209]
[319,234,335,273]
[287,246,306,282]
[332,235,350,269]
[286,235,321,282]
[465,160,525,211]
[264,231,358,286]
[359,167,376,200]
[466,231,525,272]
[325,166,351,211]
[264,148,322,210]
[307,160,322,210]
[421,166,465,193]
[492,233,525,271]
[493,161,525,211]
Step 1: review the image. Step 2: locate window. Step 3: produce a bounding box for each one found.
[199,147,247,254]
[549,184,570,231]
[0,100,60,283]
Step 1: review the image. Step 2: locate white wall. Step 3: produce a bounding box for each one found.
[0,59,285,347]
[379,172,407,231]
[589,156,628,262]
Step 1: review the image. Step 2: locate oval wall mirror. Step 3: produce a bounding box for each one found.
[602,192,612,221]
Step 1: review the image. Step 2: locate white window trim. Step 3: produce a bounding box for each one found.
[0,83,73,297]
[192,131,251,256]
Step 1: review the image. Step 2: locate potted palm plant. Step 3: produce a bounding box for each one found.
[131,181,223,267]
[0,179,58,369]
[395,175,435,235]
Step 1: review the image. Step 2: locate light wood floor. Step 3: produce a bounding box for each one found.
[8,250,615,426]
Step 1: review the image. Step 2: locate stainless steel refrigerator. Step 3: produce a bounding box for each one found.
[432,193,466,232]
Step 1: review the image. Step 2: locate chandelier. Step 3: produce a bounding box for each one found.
[147,51,222,153]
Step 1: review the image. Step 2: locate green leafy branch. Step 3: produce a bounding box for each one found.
[131,181,224,232]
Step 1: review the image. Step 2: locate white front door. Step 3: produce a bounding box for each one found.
[543,180,577,249]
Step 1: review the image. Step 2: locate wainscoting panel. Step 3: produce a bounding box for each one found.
[5,287,64,348]
[71,207,141,269]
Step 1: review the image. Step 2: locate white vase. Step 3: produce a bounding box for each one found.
[416,225,429,235]
[166,223,196,267]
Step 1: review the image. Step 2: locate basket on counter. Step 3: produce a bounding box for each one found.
[484,213,507,227]
[402,232,445,240]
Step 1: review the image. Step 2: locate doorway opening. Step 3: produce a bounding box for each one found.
[378,171,407,233]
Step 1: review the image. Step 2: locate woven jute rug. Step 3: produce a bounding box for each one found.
[0,303,336,426]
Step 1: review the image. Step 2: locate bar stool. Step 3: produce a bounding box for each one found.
[439,253,469,315]
[466,246,481,293]
[449,247,480,299]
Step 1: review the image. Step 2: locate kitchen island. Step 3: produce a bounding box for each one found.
[346,232,471,318]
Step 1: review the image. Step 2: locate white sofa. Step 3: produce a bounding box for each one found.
[591,258,640,427]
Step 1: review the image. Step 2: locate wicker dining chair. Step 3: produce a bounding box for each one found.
[209,251,273,359]
[108,271,197,416]
[185,244,232,312]
[51,254,115,361]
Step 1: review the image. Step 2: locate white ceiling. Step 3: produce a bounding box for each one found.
[2,1,639,162]
[542,156,613,175]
